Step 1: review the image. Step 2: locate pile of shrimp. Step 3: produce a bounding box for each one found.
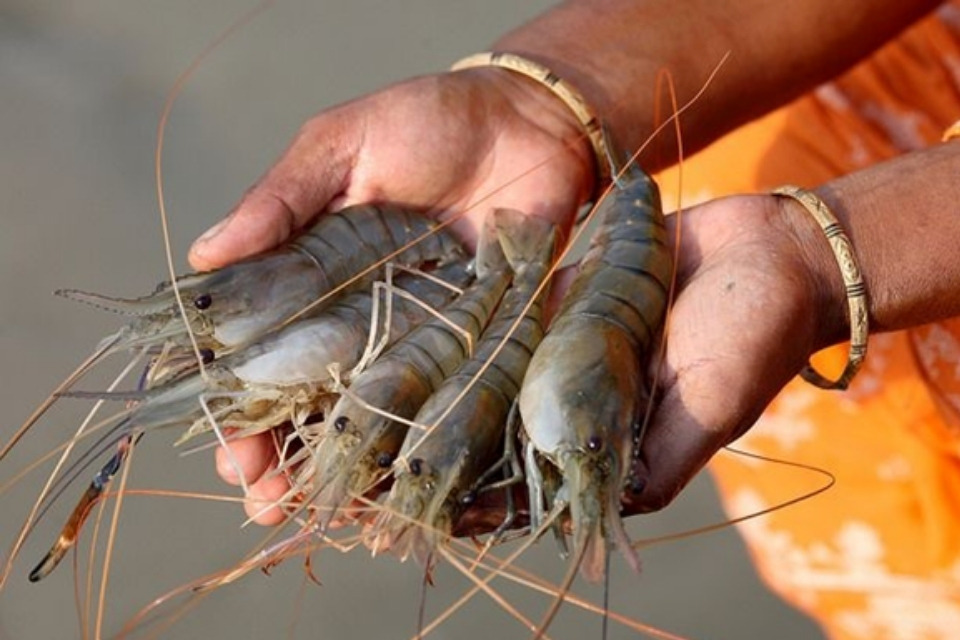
[1,143,678,639]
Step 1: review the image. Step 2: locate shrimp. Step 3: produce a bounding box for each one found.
[518,160,671,587]
[367,208,557,567]
[60,203,465,383]
[25,259,473,582]
[300,214,515,531]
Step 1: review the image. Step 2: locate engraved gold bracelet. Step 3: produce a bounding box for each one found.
[450,51,610,186]
[772,185,869,390]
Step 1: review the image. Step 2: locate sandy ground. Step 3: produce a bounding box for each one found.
[0,2,825,638]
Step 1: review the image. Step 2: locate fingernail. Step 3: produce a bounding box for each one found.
[196,216,230,243]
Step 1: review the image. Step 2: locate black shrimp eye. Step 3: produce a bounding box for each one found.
[459,490,477,506]
[409,458,423,476]
[376,452,394,468]
[333,415,350,433]
[199,348,215,364]
[193,293,213,310]
[629,476,646,495]
[586,435,603,452]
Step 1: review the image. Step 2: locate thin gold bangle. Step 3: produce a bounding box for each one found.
[450,51,610,187]
[943,119,960,142]
[772,185,869,390]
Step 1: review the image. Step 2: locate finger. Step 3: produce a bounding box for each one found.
[451,483,529,537]
[215,432,276,486]
[625,385,730,513]
[243,471,290,526]
[189,115,356,270]
[626,356,767,513]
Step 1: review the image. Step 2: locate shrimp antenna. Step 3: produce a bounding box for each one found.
[633,447,836,550]
[633,59,691,460]
[416,554,433,640]
[0,334,124,464]
[154,0,278,382]
[601,549,612,640]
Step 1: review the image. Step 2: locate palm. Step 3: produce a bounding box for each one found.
[628,195,824,511]
[340,76,589,244]
[190,71,591,270]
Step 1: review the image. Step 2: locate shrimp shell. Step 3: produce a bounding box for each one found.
[518,163,671,582]
[302,216,515,530]
[28,260,473,581]
[368,208,558,566]
[59,204,466,383]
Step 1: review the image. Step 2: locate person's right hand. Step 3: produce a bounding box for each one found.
[189,69,596,272]
[195,68,599,524]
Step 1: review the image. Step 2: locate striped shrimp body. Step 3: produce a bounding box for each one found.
[368,208,557,566]
[302,216,515,530]
[138,258,472,443]
[27,260,473,582]
[61,204,465,384]
[517,163,671,583]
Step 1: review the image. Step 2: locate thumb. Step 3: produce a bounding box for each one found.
[189,116,356,271]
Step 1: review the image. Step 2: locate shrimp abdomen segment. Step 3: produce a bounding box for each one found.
[518,163,669,582]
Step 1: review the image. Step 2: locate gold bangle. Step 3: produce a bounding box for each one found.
[943,119,960,142]
[450,51,610,186]
[772,185,869,390]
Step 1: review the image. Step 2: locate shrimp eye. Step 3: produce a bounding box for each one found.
[333,416,350,433]
[376,452,394,468]
[586,435,603,452]
[193,293,213,310]
[628,476,646,495]
[459,490,477,506]
[199,348,215,364]
[409,458,423,476]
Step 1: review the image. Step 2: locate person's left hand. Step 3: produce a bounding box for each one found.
[621,192,840,513]
[456,192,842,532]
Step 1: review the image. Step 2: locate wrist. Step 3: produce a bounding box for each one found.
[770,190,855,353]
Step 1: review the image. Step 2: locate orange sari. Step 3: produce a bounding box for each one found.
[664,4,960,638]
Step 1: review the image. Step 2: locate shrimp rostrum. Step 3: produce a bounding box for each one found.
[518,160,671,583]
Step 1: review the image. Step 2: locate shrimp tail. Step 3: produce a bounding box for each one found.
[491,208,557,277]
[473,211,508,280]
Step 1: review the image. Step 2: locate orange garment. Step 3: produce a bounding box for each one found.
[661,4,960,639]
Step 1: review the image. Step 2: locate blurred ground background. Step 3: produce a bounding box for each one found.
[0,1,825,638]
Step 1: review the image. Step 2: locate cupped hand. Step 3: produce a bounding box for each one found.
[215,188,837,528]
[200,68,597,524]
[624,193,836,513]
[188,69,595,272]
[455,193,836,532]
[201,65,837,528]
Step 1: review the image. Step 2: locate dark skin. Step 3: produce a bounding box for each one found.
[192,0,960,527]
